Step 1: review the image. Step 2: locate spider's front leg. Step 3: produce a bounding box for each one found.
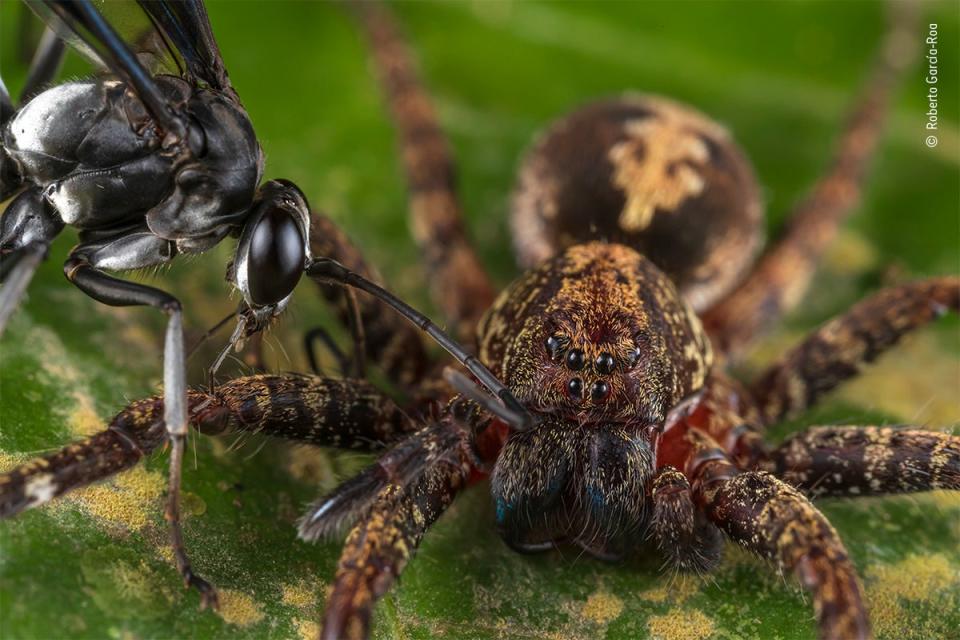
[701,468,870,640]
[690,438,870,640]
[314,399,484,640]
[0,373,416,518]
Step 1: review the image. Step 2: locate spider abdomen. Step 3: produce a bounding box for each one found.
[510,95,763,311]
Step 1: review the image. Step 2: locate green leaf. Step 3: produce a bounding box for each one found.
[1,2,958,639]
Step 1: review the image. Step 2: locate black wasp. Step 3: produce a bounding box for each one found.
[0,0,528,607]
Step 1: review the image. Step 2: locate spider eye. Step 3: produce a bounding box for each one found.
[590,380,610,402]
[565,349,585,371]
[545,334,566,361]
[245,206,305,306]
[626,346,642,368]
[595,352,615,375]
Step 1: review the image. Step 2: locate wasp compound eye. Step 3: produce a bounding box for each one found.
[247,207,305,306]
[565,348,585,371]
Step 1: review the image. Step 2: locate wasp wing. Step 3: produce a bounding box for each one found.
[136,0,233,93]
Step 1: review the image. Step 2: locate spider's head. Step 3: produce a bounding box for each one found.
[228,179,312,332]
[479,242,712,427]
[480,243,712,556]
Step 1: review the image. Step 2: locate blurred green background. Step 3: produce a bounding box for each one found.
[1,1,958,639]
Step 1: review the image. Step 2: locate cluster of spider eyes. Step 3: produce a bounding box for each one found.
[545,335,641,403]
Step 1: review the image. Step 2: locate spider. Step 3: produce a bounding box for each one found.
[1,1,958,639]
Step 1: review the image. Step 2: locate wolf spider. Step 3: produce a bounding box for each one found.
[1,2,958,639]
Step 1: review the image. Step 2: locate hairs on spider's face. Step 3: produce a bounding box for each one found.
[478,243,713,427]
[490,418,655,559]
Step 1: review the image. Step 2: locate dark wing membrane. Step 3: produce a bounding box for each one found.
[136,0,232,92]
[26,0,183,77]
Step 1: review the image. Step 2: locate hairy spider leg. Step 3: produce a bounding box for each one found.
[702,2,920,358]
[773,426,960,498]
[317,398,486,640]
[750,276,960,424]
[0,373,418,518]
[351,0,497,342]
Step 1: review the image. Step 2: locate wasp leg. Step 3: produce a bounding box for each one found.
[61,238,218,606]
[309,212,427,386]
[350,1,496,342]
[749,277,959,424]
[702,2,918,358]
[0,190,64,334]
[317,413,476,640]
[773,426,960,498]
[19,26,66,105]
[304,324,352,377]
[0,374,416,519]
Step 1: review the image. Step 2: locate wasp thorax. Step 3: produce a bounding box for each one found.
[478,242,713,425]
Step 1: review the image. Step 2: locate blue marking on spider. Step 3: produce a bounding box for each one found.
[586,485,606,510]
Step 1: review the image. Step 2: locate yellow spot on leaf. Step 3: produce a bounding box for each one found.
[67,392,103,437]
[217,589,265,627]
[836,332,960,426]
[294,618,319,640]
[647,608,715,640]
[866,553,959,638]
[282,579,318,609]
[68,465,165,530]
[640,575,703,604]
[580,589,624,625]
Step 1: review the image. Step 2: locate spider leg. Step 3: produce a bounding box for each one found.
[350,0,496,341]
[702,2,919,358]
[316,407,479,640]
[309,212,428,386]
[651,466,722,573]
[689,432,869,640]
[0,373,416,519]
[0,372,415,616]
[773,426,959,498]
[750,277,959,424]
